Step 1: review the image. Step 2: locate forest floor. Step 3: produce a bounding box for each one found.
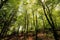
[2,32,57,40]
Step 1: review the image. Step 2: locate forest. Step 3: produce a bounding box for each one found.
[0,0,60,40]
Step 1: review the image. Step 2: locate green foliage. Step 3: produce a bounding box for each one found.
[0,0,60,40]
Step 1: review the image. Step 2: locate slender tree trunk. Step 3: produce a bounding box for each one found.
[32,11,36,40]
[26,10,29,39]
[22,13,26,40]
[35,13,38,40]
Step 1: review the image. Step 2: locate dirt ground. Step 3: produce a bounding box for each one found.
[2,32,56,40]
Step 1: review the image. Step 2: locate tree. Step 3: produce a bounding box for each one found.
[0,0,20,39]
[38,0,60,40]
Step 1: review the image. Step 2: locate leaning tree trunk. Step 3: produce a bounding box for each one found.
[46,4,59,40]
[40,1,59,40]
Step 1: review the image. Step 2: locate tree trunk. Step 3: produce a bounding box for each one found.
[40,1,59,40]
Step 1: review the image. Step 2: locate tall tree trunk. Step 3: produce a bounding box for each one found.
[0,9,17,40]
[46,4,59,40]
[24,12,27,40]
[40,1,59,40]
[35,13,38,40]
[32,10,36,39]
